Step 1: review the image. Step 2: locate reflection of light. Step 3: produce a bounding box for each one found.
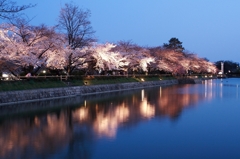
[141,89,144,101]
[93,105,129,138]
[46,114,68,135]
[78,107,88,121]
[140,100,155,119]
[160,87,162,98]
[84,100,86,107]
[237,85,239,98]
[72,106,90,122]
[204,79,214,99]
[209,80,213,98]
[34,117,40,126]
[115,105,129,122]
[1,112,71,156]
[141,78,144,81]
[219,82,223,98]
[205,80,207,98]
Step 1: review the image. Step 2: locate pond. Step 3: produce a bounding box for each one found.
[0,78,240,159]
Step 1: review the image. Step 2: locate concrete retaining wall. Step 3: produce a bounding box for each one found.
[0,80,178,106]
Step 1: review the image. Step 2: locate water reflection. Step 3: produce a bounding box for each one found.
[140,89,155,119]
[203,78,240,99]
[1,79,239,159]
[0,111,92,159]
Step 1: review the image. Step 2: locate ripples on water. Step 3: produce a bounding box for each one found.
[0,78,240,159]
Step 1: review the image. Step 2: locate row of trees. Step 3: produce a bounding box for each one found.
[0,1,218,77]
[215,60,240,74]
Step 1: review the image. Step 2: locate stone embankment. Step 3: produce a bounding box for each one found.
[0,80,180,106]
[178,78,203,84]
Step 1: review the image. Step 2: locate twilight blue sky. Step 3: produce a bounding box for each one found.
[14,0,240,63]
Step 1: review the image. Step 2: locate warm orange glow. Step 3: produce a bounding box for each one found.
[93,104,129,138]
[140,100,155,119]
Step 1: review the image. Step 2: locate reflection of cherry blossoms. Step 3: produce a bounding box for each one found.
[0,112,72,159]
[0,85,208,158]
[93,104,129,138]
[140,90,155,118]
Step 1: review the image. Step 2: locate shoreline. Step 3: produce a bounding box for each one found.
[0,79,201,106]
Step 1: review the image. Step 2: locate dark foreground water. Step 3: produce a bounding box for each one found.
[0,78,240,159]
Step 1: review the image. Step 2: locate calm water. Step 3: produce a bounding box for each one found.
[1,78,240,159]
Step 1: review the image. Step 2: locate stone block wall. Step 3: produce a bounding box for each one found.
[0,80,178,105]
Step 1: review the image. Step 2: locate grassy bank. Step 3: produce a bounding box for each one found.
[0,75,175,92]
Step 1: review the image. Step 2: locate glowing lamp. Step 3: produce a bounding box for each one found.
[2,73,8,78]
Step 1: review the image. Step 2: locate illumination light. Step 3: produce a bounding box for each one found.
[141,78,144,81]
[2,73,8,78]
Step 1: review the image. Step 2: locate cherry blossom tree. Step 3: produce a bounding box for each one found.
[0,20,61,75]
[91,43,129,74]
[150,47,217,75]
[115,41,155,74]
[0,25,29,75]
[132,48,155,73]
[151,48,185,74]
[0,19,218,77]
[57,2,96,75]
[46,45,92,75]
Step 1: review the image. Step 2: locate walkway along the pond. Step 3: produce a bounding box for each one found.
[0,78,202,106]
